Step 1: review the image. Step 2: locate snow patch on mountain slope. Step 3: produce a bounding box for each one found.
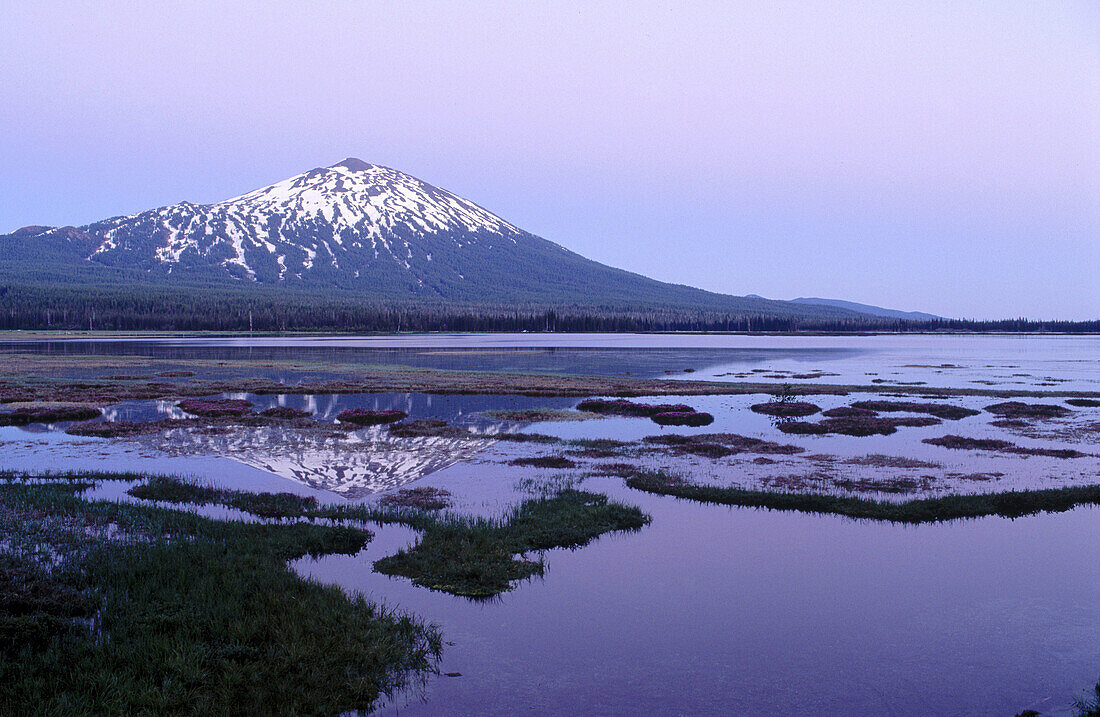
[81,159,524,280]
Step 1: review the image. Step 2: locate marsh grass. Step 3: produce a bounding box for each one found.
[849,400,980,420]
[377,486,453,511]
[644,433,804,456]
[985,401,1072,419]
[650,411,714,426]
[779,414,940,436]
[129,476,321,518]
[1076,682,1100,716]
[620,469,1100,523]
[126,476,650,599]
[481,408,603,422]
[750,401,821,417]
[923,435,1087,458]
[0,480,441,715]
[388,419,477,438]
[0,405,102,425]
[508,456,578,469]
[371,490,649,598]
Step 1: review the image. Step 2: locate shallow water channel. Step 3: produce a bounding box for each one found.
[2,333,1099,715]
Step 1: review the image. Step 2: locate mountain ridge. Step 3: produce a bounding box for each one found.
[791,297,943,321]
[3,159,868,320]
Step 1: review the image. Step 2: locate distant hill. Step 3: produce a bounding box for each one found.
[0,159,873,322]
[790,297,943,321]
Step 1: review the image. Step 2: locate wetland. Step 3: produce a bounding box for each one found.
[1,333,1099,715]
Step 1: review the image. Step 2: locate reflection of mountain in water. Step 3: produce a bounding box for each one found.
[140,423,521,497]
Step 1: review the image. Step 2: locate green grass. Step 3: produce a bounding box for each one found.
[619,469,1100,524]
[126,475,651,599]
[1076,682,1100,716]
[130,475,321,518]
[0,479,441,715]
[371,490,650,598]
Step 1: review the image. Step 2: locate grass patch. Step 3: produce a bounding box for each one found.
[177,398,253,417]
[849,400,980,420]
[377,487,453,511]
[492,432,562,444]
[985,401,1072,419]
[481,408,602,422]
[644,433,804,456]
[622,469,1100,523]
[1076,682,1100,716]
[0,405,101,425]
[750,401,821,417]
[922,435,1086,458]
[126,476,649,599]
[651,411,714,426]
[336,408,408,426]
[258,406,312,419]
[129,476,320,518]
[779,414,940,437]
[388,419,476,438]
[0,479,440,714]
[576,398,694,417]
[508,456,578,469]
[372,490,649,598]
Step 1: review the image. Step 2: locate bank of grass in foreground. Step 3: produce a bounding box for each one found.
[611,467,1100,524]
[128,475,651,599]
[0,476,441,715]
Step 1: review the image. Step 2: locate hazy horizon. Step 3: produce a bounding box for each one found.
[2,1,1097,320]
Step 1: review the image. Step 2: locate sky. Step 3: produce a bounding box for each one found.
[1,1,1097,320]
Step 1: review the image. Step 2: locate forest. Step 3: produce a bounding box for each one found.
[0,283,1095,334]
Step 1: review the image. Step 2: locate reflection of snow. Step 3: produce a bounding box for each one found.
[155,401,188,420]
[134,424,521,497]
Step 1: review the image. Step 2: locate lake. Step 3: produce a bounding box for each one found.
[2,332,1098,715]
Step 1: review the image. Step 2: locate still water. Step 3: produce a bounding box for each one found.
[2,333,1099,714]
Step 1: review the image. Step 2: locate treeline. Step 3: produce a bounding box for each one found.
[0,284,1096,334]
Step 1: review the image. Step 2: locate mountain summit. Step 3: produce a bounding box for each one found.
[3,160,860,317]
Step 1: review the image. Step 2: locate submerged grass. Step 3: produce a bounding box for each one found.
[620,468,1100,523]
[0,478,441,715]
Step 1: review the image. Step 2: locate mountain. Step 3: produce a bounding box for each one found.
[791,297,943,321]
[1,158,868,321]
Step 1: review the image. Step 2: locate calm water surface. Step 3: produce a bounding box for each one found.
[3,333,1099,714]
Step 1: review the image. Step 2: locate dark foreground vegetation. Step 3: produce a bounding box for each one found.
[126,475,650,599]
[0,475,441,715]
[616,468,1100,524]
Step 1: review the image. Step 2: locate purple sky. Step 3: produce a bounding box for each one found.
[2,1,1097,319]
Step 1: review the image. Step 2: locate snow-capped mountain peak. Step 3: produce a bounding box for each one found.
[220,159,521,239]
[64,159,525,284]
